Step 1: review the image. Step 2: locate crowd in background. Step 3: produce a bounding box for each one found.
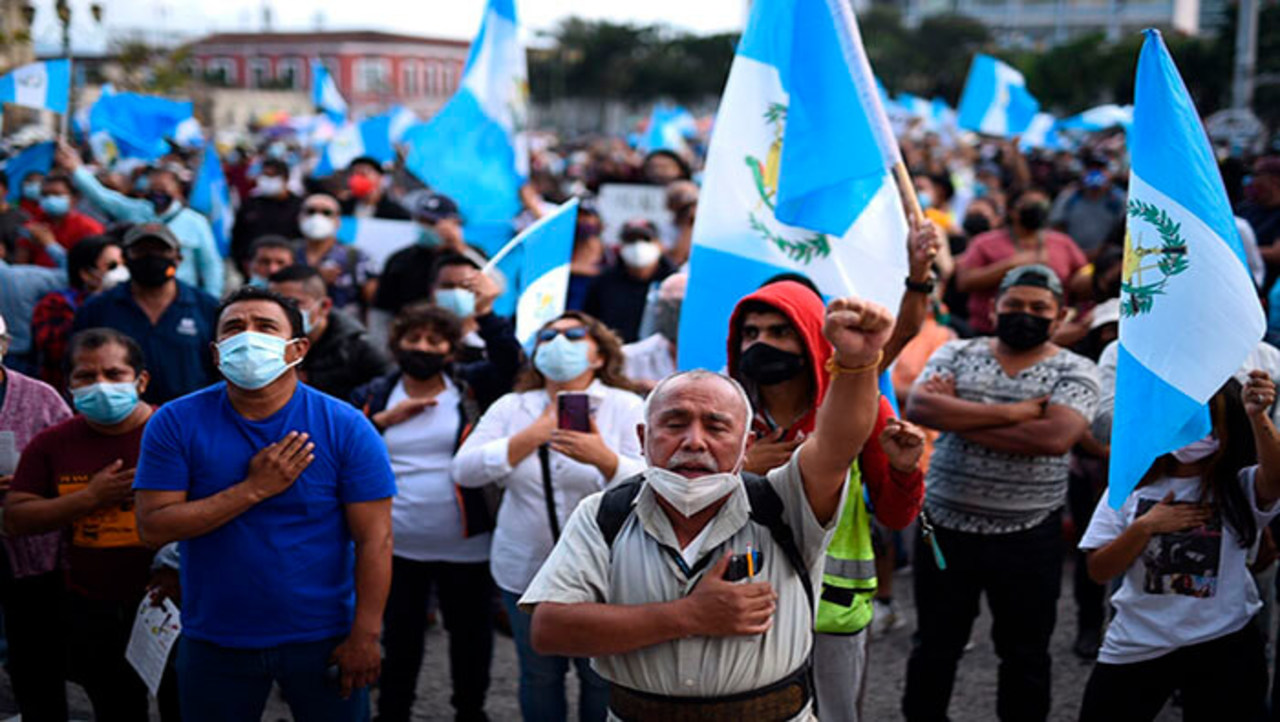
[0,111,1279,722]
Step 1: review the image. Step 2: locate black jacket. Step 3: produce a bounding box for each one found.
[350,369,498,537]
[372,244,438,314]
[340,196,411,221]
[583,257,676,343]
[230,193,304,267]
[300,310,393,402]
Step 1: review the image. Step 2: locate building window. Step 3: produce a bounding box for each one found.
[249,58,270,89]
[441,64,456,95]
[425,62,440,96]
[206,57,236,87]
[402,61,420,96]
[355,57,391,94]
[277,58,303,89]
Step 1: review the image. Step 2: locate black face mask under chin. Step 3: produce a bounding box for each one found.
[995,312,1053,351]
[738,342,807,386]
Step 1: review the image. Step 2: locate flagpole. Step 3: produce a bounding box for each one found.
[481,232,524,274]
[892,161,926,227]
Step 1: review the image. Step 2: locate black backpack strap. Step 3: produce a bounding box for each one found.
[595,475,647,547]
[537,445,561,542]
[742,473,815,614]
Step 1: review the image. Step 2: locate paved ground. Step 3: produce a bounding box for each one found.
[0,558,1185,721]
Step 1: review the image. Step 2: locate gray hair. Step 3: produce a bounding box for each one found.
[642,369,755,430]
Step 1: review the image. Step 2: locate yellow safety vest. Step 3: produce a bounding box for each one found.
[814,463,878,634]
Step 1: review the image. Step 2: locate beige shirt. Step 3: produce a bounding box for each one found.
[520,454,841,708]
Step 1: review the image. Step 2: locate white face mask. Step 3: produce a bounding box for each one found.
[1172,434,1220,464]
[620,240,662,269]
[300,214,337,240]
[643,432,749,517]
[100,265,131,291]
[253,176,286,197]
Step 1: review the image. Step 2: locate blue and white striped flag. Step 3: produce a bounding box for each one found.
[1058,104,1133,132]
[88,92,193,161]
[1020,113,1062,151]
[640,104,697,154]
[402,0,529,254]
[679,0,909,371]
[315,115,396,177]
[189,144,233,258]
[311,60,348,125]
[956,54,1039,138]
[1108,30,1265,507]
[0,59,70,114]
[485,198,578,345]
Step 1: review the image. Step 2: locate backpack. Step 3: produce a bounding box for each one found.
[594,472,815,612]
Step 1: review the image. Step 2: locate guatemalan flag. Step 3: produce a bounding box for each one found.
[311,60,348,125]
[486,198,578,344]
[1107,30,1265,507]
[189,144,234,258]
[315,115,396,177]
[1,143,55,202]
[0,59,71,115]
[679,0,909,371]
[956,54,1039,138]
[640,104,697,154]
[402,0,529,254]
[89,92,193,161]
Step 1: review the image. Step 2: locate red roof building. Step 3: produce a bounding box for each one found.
[187,31,471,117]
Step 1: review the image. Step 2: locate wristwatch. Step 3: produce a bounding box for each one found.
[905,275,935,294]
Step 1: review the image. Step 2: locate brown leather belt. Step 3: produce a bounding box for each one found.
[608,664,812,722]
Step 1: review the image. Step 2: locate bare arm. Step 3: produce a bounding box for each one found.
[797,298,894,525]
[954,254,1028,293]
[135,432,315,547]
[1086,492,1212,583]
[959,405,1089,457]
[882,222,942,370]
[330,498,393,698]
[1244,371,1280,506]
[532,600,691,657]
[905,375,1043,432]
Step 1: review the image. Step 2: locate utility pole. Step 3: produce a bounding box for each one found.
[1231,0,1258,109]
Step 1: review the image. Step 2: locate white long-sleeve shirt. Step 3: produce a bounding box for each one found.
[451,379,646,595]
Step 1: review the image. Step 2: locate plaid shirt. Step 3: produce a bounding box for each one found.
[31,287,85,394]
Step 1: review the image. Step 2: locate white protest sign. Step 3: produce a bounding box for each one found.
[596,183,675,247]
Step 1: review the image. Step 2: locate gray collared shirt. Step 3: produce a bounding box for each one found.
[520,454,841,707]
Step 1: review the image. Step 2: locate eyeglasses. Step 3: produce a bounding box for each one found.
[536,327,588,343]
[303,208,337,217]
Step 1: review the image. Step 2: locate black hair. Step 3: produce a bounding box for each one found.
[68,327,145,375]
[347,156,383,174]
[0,170,8,190]
[216,286,306,340]
[67,235,118,291]
[261,158,289,177]
[41,174,74,194]
[248,235,295,260]
[760,272,823,300]
[268,264,322,284]
[430,252,481,281]
[389,302,464,353]
[928,173,955,203]
[1141,378,1259,548]
[643,150,692,181]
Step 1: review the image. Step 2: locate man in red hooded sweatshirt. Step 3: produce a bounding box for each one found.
[726,276,927,722]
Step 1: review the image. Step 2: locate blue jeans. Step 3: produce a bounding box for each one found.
[501,590,609,722]
[177,635,370,722]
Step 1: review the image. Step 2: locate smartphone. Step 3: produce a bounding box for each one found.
[557,392,591,432]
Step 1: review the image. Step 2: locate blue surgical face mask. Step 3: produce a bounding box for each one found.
[301,308,316,335]
[39,195,71,217]
[216,331,301,390]
[72,381,140,425]
[247,275,269,289]
[534,334,592,383]
[434,287,476,318]
[417,227,442,247]
[22,182,42,201]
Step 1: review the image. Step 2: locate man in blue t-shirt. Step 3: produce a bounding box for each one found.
[133,285,395,722]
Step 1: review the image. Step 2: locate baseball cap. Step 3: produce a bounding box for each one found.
[122,223,180,251]
[412,192,460,223]
[999,264,1064,301]
[1089,298,1121,330]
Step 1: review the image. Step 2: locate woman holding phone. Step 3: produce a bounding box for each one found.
[452,311,644,722]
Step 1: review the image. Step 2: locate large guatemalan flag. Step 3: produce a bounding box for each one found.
[403,0,529,254]
[311,60,348,124]
[956,54,1039,138]
[1107,30,1264,506]
[679,0,909,371]
[0,59,70,114]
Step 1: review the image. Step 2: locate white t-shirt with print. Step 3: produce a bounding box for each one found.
[1079,467,1280,664]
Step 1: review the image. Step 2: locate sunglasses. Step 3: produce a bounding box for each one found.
[536,327,588,343]
[303,208,337,217]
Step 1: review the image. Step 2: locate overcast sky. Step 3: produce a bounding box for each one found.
[31,0,749,54]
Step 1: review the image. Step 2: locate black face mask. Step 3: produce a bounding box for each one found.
[996,312,1052,351]
[738,342,806,386]
[125,255,176,288]
[962,213,992,237]
[1017,201,1050,231]
[147,192,174,216]
[397,349,448,380]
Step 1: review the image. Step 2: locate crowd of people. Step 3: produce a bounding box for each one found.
[0,112,1278,722]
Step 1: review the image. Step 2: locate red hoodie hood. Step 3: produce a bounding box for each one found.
[727,281,830,438]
